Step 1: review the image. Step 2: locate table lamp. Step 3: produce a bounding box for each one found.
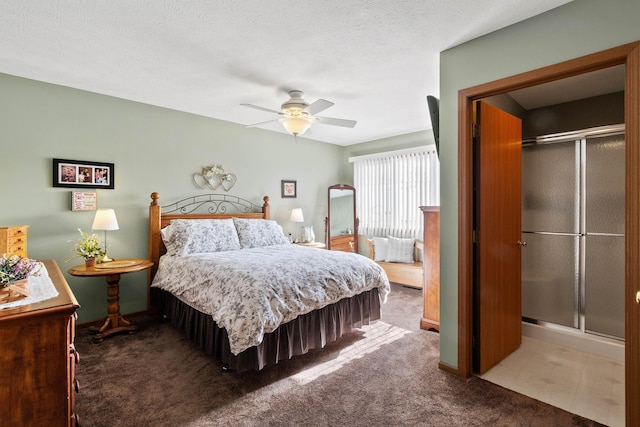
[289,208,304,243]
[92,208,119,262]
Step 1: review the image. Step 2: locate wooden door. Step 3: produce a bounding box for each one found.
[474,100,523,374]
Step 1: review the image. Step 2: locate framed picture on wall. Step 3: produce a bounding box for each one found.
[52,158,115,189]
[281,180,297,198]
[71,191,98,211]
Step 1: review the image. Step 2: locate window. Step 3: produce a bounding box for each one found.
[351,147,439,239]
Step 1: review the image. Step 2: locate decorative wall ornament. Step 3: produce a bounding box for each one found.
[193,164,237,191]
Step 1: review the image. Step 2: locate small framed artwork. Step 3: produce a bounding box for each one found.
[281,180,297,198]
[72,191,98,211]
[52,158,114,189]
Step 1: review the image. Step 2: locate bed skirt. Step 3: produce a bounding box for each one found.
[152,288,381,372]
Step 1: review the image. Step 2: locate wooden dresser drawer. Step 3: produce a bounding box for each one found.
[330,234,356,252]
[6,225,28,238]
[0,225,29,257]
[68,312,80,425]
[331,241,355,252]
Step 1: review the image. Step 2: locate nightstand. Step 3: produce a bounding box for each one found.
[295,241,326,249]
[68,258,153,343]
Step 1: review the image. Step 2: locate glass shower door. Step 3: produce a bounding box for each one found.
[521,140,580,327]
[584,133,625,339]
[521,232,579,327]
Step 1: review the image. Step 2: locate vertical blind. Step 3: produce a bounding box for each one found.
[351,147,439,239]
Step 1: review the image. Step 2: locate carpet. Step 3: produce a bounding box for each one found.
[74,284,603,426]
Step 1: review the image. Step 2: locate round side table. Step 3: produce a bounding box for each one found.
[68,258,153,343]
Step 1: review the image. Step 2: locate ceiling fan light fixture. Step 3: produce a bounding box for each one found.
[243,89,355,136]
[279,116,312,136]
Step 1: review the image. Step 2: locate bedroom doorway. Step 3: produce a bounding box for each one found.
[455,41,640,424]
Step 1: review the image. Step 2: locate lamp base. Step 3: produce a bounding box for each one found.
[102,254,114,262]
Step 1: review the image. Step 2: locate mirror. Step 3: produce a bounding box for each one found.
[325,184,358,253]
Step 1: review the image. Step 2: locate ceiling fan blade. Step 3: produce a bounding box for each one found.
[241,103,283,115]
[305,99,334,115]
[245,119,279,128]
[315,116,357,128]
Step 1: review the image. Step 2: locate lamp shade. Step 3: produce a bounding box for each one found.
[280,117,312,136]
[92,209,119,231]
[290,208,304,223]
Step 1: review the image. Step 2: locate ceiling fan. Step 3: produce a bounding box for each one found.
[241,90,357,137]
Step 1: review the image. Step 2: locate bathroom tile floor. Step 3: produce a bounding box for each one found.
[479,336,625,426]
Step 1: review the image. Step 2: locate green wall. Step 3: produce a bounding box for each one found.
[0,73,346,322]
[0,72,433,323]
[438,0,640,368]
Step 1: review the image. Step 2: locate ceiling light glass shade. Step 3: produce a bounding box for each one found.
[290,208,304,223]
[92,209,119,230]
[280,117,312,136]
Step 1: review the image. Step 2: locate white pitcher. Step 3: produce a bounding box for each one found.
[302,226,315,243]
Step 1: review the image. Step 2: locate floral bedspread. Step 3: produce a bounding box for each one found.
[151,244,390,355]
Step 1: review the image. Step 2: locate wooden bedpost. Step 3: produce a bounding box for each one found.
[148,192,161,309]
[263,196,270,220]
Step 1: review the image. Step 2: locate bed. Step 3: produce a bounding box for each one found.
[147,192,390,372]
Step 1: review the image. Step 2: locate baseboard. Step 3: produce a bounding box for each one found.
[521,322,624,362]
[438,361,466,377]
[76,309,152,329]
[420,318,439,332]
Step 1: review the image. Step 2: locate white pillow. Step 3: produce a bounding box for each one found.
[161,219,241,255]
[232,218,290,248]
[385,236,415,263]
[372,237,388,262]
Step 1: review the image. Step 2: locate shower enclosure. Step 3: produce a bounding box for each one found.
[521,124,625,341]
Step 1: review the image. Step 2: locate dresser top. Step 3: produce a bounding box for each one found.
[0,259,78,320]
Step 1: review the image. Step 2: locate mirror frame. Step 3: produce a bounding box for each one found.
[325,184,358,253]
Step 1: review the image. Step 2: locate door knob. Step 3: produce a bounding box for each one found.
[636,291,640,304]
[517,240,527,247]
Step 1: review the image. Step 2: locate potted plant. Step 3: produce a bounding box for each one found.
[68,228,104,266]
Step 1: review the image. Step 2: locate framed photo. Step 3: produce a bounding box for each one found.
[281,180,297,198]
[53,158,114,189]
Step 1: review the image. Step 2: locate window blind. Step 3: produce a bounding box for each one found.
[351,147,439,239]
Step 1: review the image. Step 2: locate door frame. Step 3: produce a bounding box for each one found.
[456,42,640,423]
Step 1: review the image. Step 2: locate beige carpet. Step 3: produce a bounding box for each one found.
[74,284,603,426]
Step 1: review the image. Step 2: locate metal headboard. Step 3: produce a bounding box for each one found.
[160,193,267,215]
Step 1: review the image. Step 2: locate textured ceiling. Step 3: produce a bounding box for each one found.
[0,0,574,145]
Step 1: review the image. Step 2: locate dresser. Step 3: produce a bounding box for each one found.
[420,206,440,332]
[0,259,80,426]
[329,234,357,252]
[0,225,29,257]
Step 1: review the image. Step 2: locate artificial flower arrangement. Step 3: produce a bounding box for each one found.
[0,254,42,286]
[68,228,104,261]
[203,163,234,182]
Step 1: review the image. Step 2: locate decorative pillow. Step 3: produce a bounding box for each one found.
[372,237,389,262]
[385,236,415,263]
[232,218,290,248]
[161,219,241,255]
